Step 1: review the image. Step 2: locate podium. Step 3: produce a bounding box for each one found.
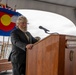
[26,34,76,75]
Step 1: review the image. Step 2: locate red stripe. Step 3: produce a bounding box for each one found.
[0,12,16,31]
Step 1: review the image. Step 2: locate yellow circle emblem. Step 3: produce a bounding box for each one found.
[1,14,11,26]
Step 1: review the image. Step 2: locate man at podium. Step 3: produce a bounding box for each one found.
[10,16,40,75]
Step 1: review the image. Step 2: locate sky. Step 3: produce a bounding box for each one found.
[17,9,76,38]
[0,9,76,41]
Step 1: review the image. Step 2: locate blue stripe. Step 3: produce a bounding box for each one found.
[0,8,21,16]
[0,27,16,36]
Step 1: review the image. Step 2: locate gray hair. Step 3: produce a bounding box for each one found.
[16,16,28,27]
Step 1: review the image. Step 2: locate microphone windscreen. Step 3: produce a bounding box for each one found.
[39,26,43,29]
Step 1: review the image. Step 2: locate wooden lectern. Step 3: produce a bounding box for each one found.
[26,34,76,75]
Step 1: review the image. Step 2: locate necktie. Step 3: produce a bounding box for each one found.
[25,33,29,41]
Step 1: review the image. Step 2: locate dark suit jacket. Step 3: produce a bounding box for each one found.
[10,28,38,64]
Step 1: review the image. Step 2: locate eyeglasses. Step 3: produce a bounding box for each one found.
[20,22,29,25]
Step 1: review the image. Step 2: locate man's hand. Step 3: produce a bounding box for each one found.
[26,44,33,50]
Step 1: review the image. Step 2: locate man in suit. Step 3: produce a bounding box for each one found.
[10,16,39,75]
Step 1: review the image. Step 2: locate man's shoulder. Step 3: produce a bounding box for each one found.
[11,28,20,33]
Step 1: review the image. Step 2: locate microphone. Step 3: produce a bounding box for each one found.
[39,26,50,33]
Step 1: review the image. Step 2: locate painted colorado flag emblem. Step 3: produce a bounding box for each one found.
[0,8,21,36]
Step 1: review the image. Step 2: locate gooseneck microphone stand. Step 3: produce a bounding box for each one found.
[39,26,59,34]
